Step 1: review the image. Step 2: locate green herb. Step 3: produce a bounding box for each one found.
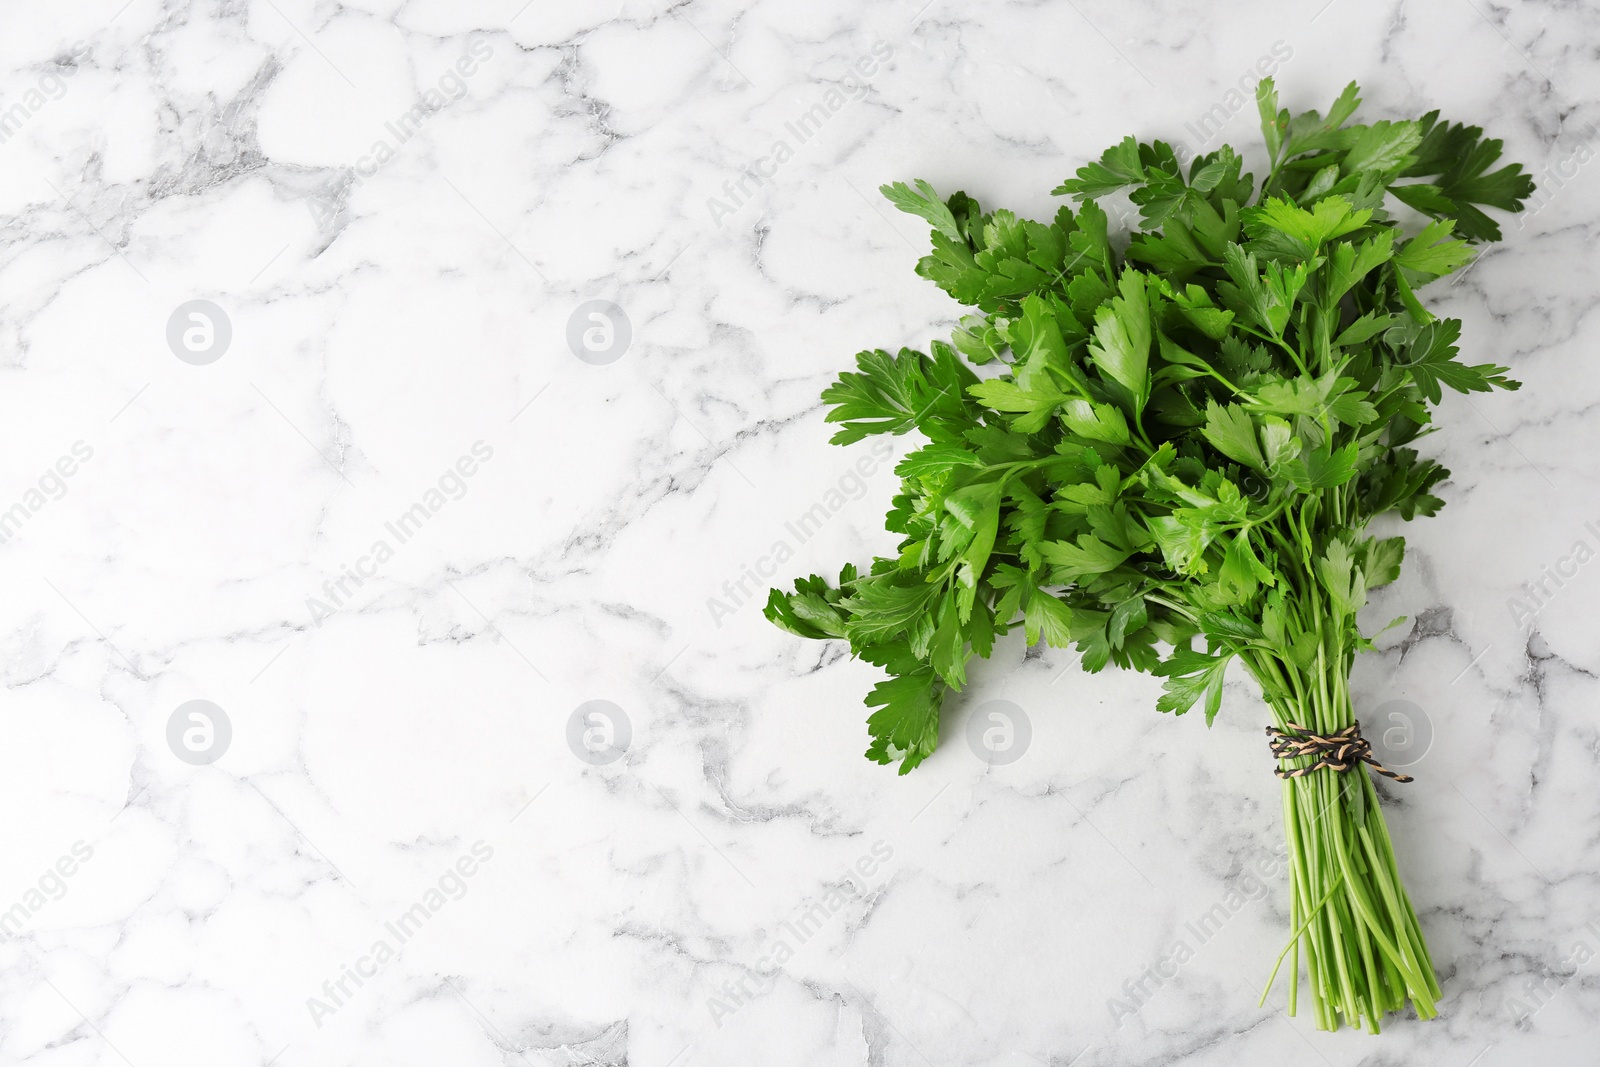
[766,78,1533,1032]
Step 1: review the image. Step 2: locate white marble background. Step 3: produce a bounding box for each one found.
[0,0,1597,1064]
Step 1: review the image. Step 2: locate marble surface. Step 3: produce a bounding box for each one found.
[1,1,1598,1064]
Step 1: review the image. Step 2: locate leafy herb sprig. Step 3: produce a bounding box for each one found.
[767,78,1532,1032]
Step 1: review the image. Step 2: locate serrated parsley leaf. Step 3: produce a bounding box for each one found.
[881,179,964,242]
[1402,319,1519,401]
[1202,400,1267,471]
[1054,134,1146,198]
[1288,440,1360,489]
[1394,219,1473,277]
[1341,120,1423,176]
[1153,648,1234,723]
[822,344,978,444]
[1088,270,1153,411]
[862,665,945,773]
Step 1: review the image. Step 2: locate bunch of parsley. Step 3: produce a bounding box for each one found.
[766,79,1532,1031]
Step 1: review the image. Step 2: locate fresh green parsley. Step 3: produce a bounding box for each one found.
[767,78,1533,1032]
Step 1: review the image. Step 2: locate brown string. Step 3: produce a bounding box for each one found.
[1264,720,1414,783]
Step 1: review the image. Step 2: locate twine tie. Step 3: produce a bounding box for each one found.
[1264,720,1414,783]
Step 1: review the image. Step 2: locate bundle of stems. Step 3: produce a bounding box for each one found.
[1241,577,1441,1029]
